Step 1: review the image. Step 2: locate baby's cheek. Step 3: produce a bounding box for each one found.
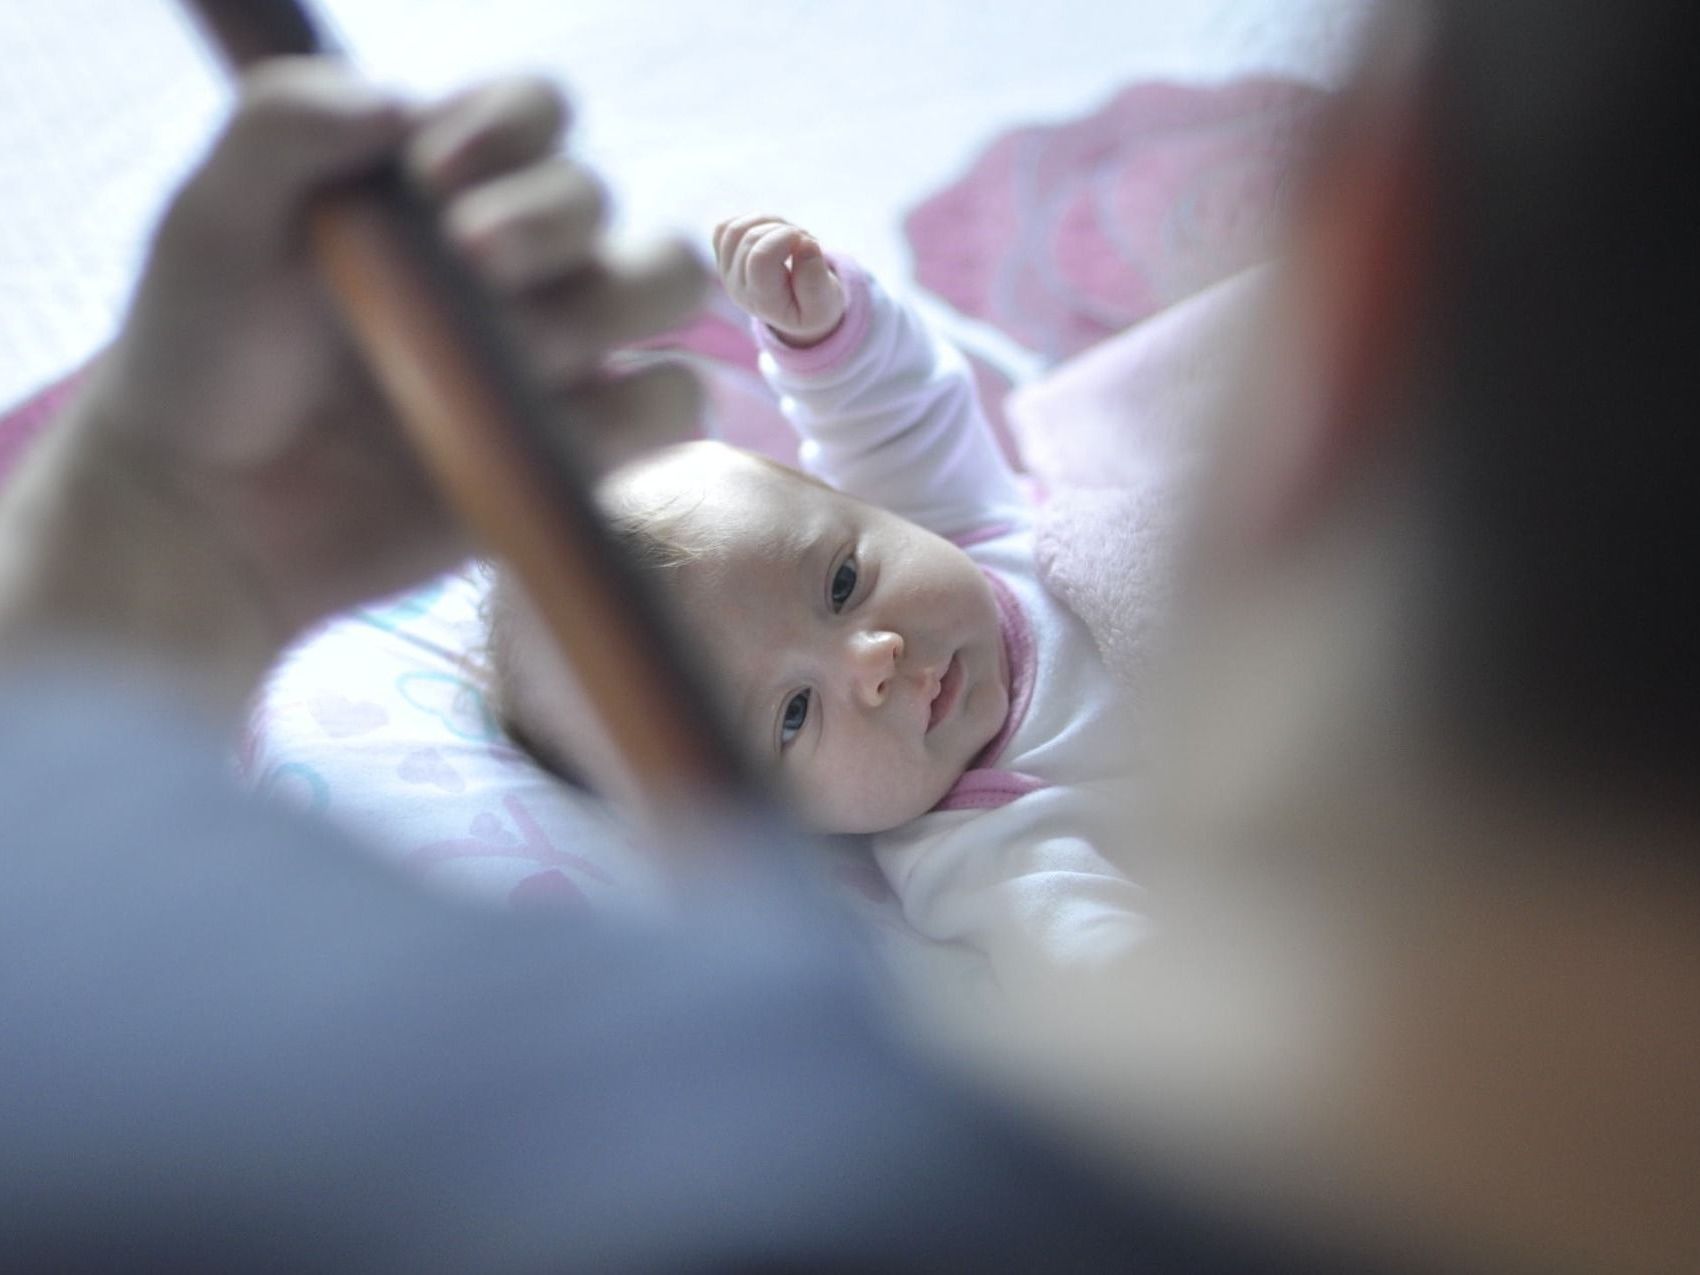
[795,748,948,836]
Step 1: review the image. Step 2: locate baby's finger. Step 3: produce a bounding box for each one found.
[793,232,825,265]
[554,358,704,471]
[731,222,793,297]
[710,217,740,271]
[516,239,708,381]
[713,214,788,279]
[791,234,836,298]
[445,158,607,292]
[408,76,568,197]
[712,214,768,277]
[742,223,800,300]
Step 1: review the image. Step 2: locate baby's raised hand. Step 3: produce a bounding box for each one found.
[713,215,846,348]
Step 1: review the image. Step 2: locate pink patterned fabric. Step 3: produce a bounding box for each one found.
[904,78,1324,362]
[248,563,656,911]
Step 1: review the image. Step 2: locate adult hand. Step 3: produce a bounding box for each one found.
[94,57,706,637]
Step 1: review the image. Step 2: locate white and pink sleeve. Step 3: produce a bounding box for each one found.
[754,256,1026,540]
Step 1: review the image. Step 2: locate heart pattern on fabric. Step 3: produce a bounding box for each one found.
[410,796,616,889]
[396,671,498,741]
[397,747,465,793]
[308,692,389,739]
[468,810,519,847]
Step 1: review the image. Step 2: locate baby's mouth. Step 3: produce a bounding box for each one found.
[926,653,963,732]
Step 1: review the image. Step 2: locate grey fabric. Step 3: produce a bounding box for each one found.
[0,666,1354,1272]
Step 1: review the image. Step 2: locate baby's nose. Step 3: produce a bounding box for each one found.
[847,630,903,708]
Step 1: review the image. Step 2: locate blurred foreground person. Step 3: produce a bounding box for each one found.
[1014,3,1698,1272]
[2,3,1697,1272]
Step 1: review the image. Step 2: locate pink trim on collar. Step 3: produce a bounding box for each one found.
[948,521,1019,549]
[931,570,1047,813]
[932,768,1047,812]
[971,570,1035,769]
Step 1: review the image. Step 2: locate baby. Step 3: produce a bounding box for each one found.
[489,216,1143,985]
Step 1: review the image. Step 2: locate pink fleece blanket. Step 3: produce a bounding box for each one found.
[1011,266,1273,694]
[905,77,1319,363]
[902,77,1311,697]
[1013,261,1271,700]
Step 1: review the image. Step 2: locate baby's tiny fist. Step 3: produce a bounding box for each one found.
[779,233,846,348]
[713,214,846,348]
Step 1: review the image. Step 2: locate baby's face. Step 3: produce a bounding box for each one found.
[636,444,1009,833]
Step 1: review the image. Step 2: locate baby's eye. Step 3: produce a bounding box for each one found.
[829,557,858,611]
[780,689,811,747]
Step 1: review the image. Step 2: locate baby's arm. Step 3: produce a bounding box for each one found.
[713,216,1024,540]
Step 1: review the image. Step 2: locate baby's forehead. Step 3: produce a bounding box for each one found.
[622,446,834,554]
[675,478,844,624]
[684,479,830,583]
[613,440,813,502]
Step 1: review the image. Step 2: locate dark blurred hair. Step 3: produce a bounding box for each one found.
[1409,0,1699,791]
